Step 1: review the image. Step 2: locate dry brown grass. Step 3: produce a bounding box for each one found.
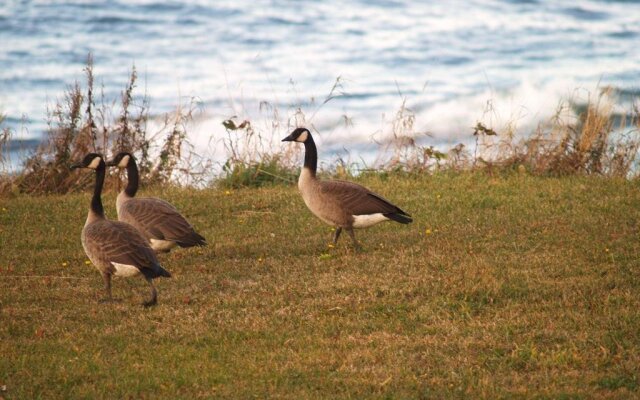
[4,55,204,195]
[341,87,640,180]
[1,172,639,398]
[470,87,640,177]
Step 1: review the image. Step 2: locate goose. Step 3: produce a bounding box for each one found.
[282,127,412,250]
[71,153,171,307]
[106,152,206,253]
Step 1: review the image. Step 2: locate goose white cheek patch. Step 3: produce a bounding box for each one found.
[87,157,102,169]
[296,131,308,143]
[118,155,130,168]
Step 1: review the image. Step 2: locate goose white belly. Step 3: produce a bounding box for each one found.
[150,239,177,252]
[352,213,389,228]
[111,262,141,277]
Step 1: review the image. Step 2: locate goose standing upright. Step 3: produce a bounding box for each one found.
[71,153,171,307]
[282,128,412,250]
[106,152,206,253]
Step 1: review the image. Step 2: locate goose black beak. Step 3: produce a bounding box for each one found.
[70,162,83,170]
[281,133,295,142]
[105,160,116,167]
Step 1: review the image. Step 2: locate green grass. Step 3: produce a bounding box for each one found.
[1,172,639,399]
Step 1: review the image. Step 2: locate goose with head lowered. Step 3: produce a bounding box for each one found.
[106,152,206,253]
[282,127,413,250]
[71,153,171,307]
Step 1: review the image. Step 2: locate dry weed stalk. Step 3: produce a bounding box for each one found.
[215,78,348,188]
[0,113,11,168]
[0,113,13,193]
[469,88,640,177]
[374,98,446,173]
[9,55,196,194]
[3,64,639,194]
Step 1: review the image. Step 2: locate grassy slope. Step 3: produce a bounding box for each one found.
[0,172,639,399]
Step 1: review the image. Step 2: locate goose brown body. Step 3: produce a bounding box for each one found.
[81,218,167,279]
[108,152,206,253]
[72,153,171,307]
[283,128,412,249]
[298,168,411,229]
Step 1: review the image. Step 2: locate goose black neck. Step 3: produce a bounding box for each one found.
[124,158,139,197]
[91,162,106,217]
[303,136,317,176]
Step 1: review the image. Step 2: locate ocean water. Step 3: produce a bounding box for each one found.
[1,0,639,166]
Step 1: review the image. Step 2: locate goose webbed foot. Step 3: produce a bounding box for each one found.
[143,277,158,307]
[142,298,157,308]
[346,228,364,252]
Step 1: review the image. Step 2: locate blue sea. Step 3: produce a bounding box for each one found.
[1,0,639,167]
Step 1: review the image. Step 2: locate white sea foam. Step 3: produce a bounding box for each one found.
[0,0,638,167]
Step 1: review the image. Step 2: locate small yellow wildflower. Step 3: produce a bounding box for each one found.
[224,190,231,196]
[62,262,68,267]
[605,248,610,253]
[258,257,264,263]
[425,228,432,236]
[327,243,334,249]
[1,207,7,212]
[85,260,91,265]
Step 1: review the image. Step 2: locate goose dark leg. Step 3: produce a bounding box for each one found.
[333,227,342,245]
[99,272,113,303]
[143,277,158,307]
[346,228,362,251]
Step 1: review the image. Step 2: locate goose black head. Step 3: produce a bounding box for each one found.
[106,152,134,168]
[70,153,105,170]
[282,127,312,143]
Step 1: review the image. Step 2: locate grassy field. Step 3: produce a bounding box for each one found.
[0,172,639,399]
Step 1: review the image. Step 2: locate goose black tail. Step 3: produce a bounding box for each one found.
[384,212,413,224]
[156,265,172,278]
[178,231,207,248]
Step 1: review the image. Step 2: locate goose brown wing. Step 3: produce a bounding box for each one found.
[320,180,408,216]
[84,220,159,271]
[121,198,203,244]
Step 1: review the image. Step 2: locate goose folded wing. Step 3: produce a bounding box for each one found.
[85,221,159,270]
[321,180,406,216]
[122,198,196,241]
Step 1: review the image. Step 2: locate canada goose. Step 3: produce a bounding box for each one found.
[106,152,206,253]
[71,153,171,307]
[282,127,412,250]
